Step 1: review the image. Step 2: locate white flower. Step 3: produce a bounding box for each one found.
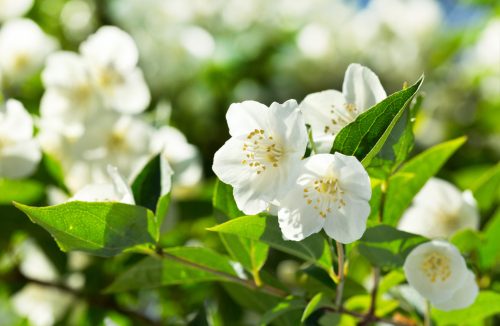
[0,0,33,22]
[299,63,386,152]
[398,178,479,239]
[151,126,202,188]
[40,51,100,137]
[0,99,41,179]
[69,165,134,204]
[278,153,371,243]
[80,26,150,114]
[213,100,307,215]
[403,240,478,311]
[0,19,56,82]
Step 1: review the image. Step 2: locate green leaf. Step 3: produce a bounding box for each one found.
[260,297,305,326]
[479,208,500,270]
[14,201,159,257]
[208,215,333,274]
[0,179,44,205]
[450,229,482,254]
[432,291,500,325]
[106,247,239,292]
[331,76,424,166]
[131,154,170,218]
[471,163,500,212]
[42,153,67,191]
[358,225,426,268]
[378,270,405,295]
[301,293,326,322]
[213,180,269,283]
[383,136,467,225]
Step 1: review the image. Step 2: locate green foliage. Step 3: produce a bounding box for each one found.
[14,201,160,257]
[0,179,44,205]
[471,163,500,212]
[331,76,424,166]
[208,214,334,274]
[260,297,305,326]
[383,136,467,225]
[432,291,500,325]
[357,225,426,269]
[106,247,239,292]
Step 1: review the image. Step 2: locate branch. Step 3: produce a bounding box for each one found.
[154,247,288,298]
[359,267,380,325]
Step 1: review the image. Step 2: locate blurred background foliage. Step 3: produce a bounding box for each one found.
[0,0,499,325]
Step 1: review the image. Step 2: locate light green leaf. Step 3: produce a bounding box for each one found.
[106,247,239,292]
[213,180,269,283]
[378,270,406,295]
[0,179,44,205]
[479,207,500,270]
[208,215,333,273]
[357,225,426,268]
[301,293,326,322]
[432,291,500,325]
[14,201,159,257]
[260,296,305,326]
[331,76,424,166]
[450,229,482,254]
[471,163,500,212]
[383,136,466,225]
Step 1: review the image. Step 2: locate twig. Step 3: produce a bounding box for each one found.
[334,241,345,308]
[154,247,288,298]
[2,270,159,326]
[359,267,380,325]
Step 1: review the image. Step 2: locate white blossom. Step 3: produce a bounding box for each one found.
[398,178,479,239]
[278,153,371,243]
[80,26,150,114]
[0,99,41,179]
[213,100,307,215]
[69,165,135,204]
[299,63,386,152]
[403,240,478,311]
[0,19,56,82]
[0,0,33,22]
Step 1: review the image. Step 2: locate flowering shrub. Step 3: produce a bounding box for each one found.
[0,1,499,325]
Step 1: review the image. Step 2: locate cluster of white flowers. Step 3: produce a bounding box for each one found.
[213,63,377,244]
[37,26,202,201]
[404,240,478,311]
[398,178,480,239]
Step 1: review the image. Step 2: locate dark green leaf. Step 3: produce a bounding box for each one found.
[383,137,466,225]
[14,201,159,257]
[260,297,305,326]
[331,76,424,166]
[106,247,239,292]
[301,293,326,322]
[358,225,426,268]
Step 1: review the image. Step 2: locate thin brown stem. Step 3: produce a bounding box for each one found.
[154,247,288,298]
[335,241,345,308]
[359,267,381,325]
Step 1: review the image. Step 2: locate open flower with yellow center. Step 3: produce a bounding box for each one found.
[299,63,386,152]
[277,153,371,243]
[404,240,478,311]
[398,178,479,239]
[212,100,307,215]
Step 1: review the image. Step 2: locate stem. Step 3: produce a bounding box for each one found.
[334,241,345,308]
[307,127,318,155]
[359,267,380,325]
[424,300,432,326]
[154,248,287,298]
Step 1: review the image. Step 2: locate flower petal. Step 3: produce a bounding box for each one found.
[226,100,270,137]
[278,202,325,241]
[432,269,478,311]
[342,63,386,112]
[1,99,33,141]
[0,140,41,179]
[212,136,254,188]
[323,194,370,243]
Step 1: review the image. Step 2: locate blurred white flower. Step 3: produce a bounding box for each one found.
[151,126,202,188]
[299,63,386,152]
[278,153,371,243]
[0,0,33,22]
[0,19,57,82]
[403,240,478,311]
[69,165,135,204]
[19,239,59,283]
[12,284,73,326]
[213,100,307,215]
[0,99,41,179]
[80,26,150,114]
[398,178,479,239]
